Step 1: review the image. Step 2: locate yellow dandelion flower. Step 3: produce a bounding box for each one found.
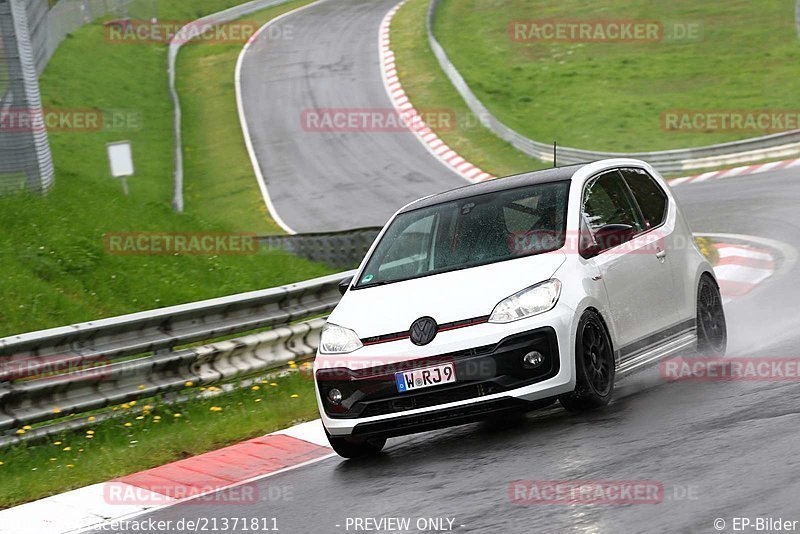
[287,360,295,365]
[173,413,181,418]
[255,398,262,403]
[50,458,56,461]
[270,382,278,387]
[86,430,94,435]
[86,435,94,439]
[144,405,151,411]
[112,406,119,411]
[123,422,132,427]
[129,401,137,406]
[290,394,299,398]
[22,425,31,430]
[78,449,84,452]
[0,461,4,466]
[15,429,25,435]
[251,385,260,391]
[184,381,194,387]
[66,464,74,468]
[63,447,71,451]
[88,416,95,422]
[209,406,223,412]
[135,416,144,420]
[153,415,161,420]
[54,441,62,446]
[137,385,145,390]
[53,408,61,414]
[121,404,130,410]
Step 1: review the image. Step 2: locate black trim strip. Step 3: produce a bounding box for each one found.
[617,318,696,361]
[361,315,490,346]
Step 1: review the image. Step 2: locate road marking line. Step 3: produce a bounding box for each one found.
[670,157,800,187]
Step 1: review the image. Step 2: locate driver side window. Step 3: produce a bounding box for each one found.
[581,171,643,255]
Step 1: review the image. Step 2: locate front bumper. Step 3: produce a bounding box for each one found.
[315,307,576,437]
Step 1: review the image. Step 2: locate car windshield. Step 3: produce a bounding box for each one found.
[355,181,570,288]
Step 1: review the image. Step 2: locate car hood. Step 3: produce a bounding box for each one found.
[328,251,566,339]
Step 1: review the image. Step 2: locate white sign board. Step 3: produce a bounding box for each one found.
[107,141,134,178]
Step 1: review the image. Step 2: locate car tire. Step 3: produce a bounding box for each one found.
[326,432,386,459]
[559,310,615,413]
[696,274,727,358]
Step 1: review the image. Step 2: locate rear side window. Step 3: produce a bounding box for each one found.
[582,171,643,233]
[620,168,668,229]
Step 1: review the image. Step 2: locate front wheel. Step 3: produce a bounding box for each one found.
[559,310,615,413]
[696,275,727,358]
[326,432,386,459]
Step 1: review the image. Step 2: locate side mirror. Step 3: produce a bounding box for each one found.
[594,224,636,252]
[338,275,354,296]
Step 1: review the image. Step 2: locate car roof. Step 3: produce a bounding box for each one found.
[399,163,587,213]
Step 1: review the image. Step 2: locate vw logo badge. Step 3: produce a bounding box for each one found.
[409,316,438,346]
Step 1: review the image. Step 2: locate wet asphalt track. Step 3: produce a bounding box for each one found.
[103,0,800,531]
[97,168,800,534]
[238,0,466,233]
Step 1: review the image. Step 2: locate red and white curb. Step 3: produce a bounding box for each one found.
[713,242,776,302]
[379,1,494,184]
[0,421,333,534]
[668,157,800,187]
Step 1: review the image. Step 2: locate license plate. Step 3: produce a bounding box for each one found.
[395,362,456,393]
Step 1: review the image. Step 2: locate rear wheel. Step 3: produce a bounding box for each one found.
[560,310,615,412]
[326,432,386,459]
[696,275,727,357]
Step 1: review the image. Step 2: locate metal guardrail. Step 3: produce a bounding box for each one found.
[426,0,800,174]
[260,227,382,269]
[168,0,293,212]
[0,270,355,444]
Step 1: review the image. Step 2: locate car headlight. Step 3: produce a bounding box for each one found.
[488,279,562,323]
[319,323,363,354]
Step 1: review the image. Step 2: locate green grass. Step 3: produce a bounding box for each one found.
[0,0,333,337]
[0,371,318,508]
[178,0,315,233]
[392,0,546,177]
[429,0,800,152]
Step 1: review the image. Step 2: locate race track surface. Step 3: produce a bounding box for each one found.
[101,0,800,531]
[238,0,466,232]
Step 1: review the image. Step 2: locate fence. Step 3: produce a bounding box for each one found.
[0,0,156,195]
[0,0,54,194]
[426,0,800,174]
[260,227,381,269]
[0,269,355,447]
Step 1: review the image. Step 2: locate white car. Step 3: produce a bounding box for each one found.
[314,158,726,458]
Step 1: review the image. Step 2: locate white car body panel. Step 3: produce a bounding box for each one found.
[315,158,717,437]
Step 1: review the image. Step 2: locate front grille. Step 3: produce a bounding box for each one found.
[317,327,559,419]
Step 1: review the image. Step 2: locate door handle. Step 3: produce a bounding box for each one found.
[591,274,602,281]
[655,250,667,260]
